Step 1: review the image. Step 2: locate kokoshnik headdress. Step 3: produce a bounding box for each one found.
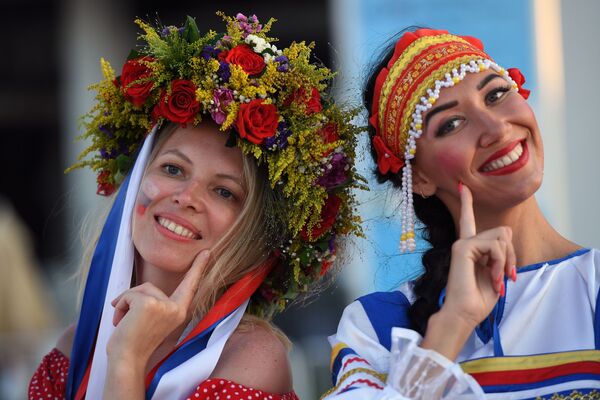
[66,13,364,399]
[369,29,530,252]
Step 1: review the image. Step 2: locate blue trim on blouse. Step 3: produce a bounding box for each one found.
[517,248,590,274]
[357,291,412,352]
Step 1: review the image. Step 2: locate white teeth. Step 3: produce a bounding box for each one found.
[157,217,198,239]
[482,142,524,172]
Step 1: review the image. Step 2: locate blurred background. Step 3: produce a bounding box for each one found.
[2,0,599,398]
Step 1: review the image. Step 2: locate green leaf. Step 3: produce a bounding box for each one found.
[116,154,133,172]
[127,49,143,60]
[183,16,200,43]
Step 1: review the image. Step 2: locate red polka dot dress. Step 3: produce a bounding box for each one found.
[29,349,299,400]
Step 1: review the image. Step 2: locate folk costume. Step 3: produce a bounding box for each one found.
[324,249,600,399]
[323,29,600,399]
[29,13,363,400]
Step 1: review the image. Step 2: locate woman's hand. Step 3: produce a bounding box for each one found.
[106,250,210,369]
[421,184,516,360]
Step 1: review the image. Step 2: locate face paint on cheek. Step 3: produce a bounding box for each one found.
[135,179,161,216]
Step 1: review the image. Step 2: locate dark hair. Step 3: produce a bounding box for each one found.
[363,29,457,335]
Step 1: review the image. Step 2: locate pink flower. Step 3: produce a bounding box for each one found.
[210,88,234,124]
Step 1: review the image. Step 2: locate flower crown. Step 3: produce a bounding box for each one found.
[69,12,365,317]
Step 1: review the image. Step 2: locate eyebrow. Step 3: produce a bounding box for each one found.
[216,173,244,188]
[424,74,504,128]
[477,73,503,90]
[162,149,192,164]
[424,100,458,127]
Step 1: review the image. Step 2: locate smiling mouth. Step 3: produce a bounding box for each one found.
[479,140,528,174]
[156,216,201,240]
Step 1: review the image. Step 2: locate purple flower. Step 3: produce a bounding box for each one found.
[98,125,114,138]
[161,25,183,38]
[274,55,289,72]
[264,122,291,150]
[328,234,336,252]
[210,88,234,124]
[201,45,219,60]
[217,61,231,82]
[316,153,348,188]
[235,13,262,37]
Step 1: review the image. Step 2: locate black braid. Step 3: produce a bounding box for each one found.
[363,29,456,335]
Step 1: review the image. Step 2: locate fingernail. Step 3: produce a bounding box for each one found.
[500,281,505,297]
[458,181,463,194]
[510,267,517,282]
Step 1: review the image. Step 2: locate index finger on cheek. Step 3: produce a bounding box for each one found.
[459,183,476,239]
[171,250,210,305]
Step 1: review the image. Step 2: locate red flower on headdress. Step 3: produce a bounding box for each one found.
[236,99,279,144]
[286,87,323,115]
[121,56,155,107]
[157,79,200,125]
[96,170,115,196]
[225,44,266,76]
[508,68,530,100]
[372,136,404,174]
[301,194,342,241]
[320,258,334,276]
[320,123,339,156]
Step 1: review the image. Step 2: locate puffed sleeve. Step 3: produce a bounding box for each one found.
[322,292,484,399]
[29,348,69,400]
[187,378,299,400]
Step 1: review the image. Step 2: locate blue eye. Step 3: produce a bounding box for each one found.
[163,164,183,176]
[216,188,234,199]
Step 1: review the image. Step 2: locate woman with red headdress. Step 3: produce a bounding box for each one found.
[323,28,599,399]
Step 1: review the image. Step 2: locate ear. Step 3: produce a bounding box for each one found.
[412,165,437,198]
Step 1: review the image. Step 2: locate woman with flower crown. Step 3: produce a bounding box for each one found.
[323,28,600,399]
[28,13,363,400]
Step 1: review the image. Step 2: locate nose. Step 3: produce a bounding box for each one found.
[172,180,206,212]
[476,109,511,148]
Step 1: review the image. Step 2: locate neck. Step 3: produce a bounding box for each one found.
[452,196,581,267]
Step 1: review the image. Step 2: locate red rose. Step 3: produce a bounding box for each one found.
[157,79,200,125]
[287,87,323,115]
[236,99,279,144]
[507,68,531,99]
[121,57,154,107]
[320,258,334,276]
[96,170,115,196]
[225,44,265,75]
[301,194,342,241]
[218,50,229,62]
[320,123,340,156]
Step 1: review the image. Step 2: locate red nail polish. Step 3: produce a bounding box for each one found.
[458,181,463,194]
[500,281,505,297]
[510,268,517,282]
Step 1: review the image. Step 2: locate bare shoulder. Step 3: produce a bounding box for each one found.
[55,323,76,358]
[211,321,293,394]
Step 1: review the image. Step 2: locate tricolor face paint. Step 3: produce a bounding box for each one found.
[135,180,159,216]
